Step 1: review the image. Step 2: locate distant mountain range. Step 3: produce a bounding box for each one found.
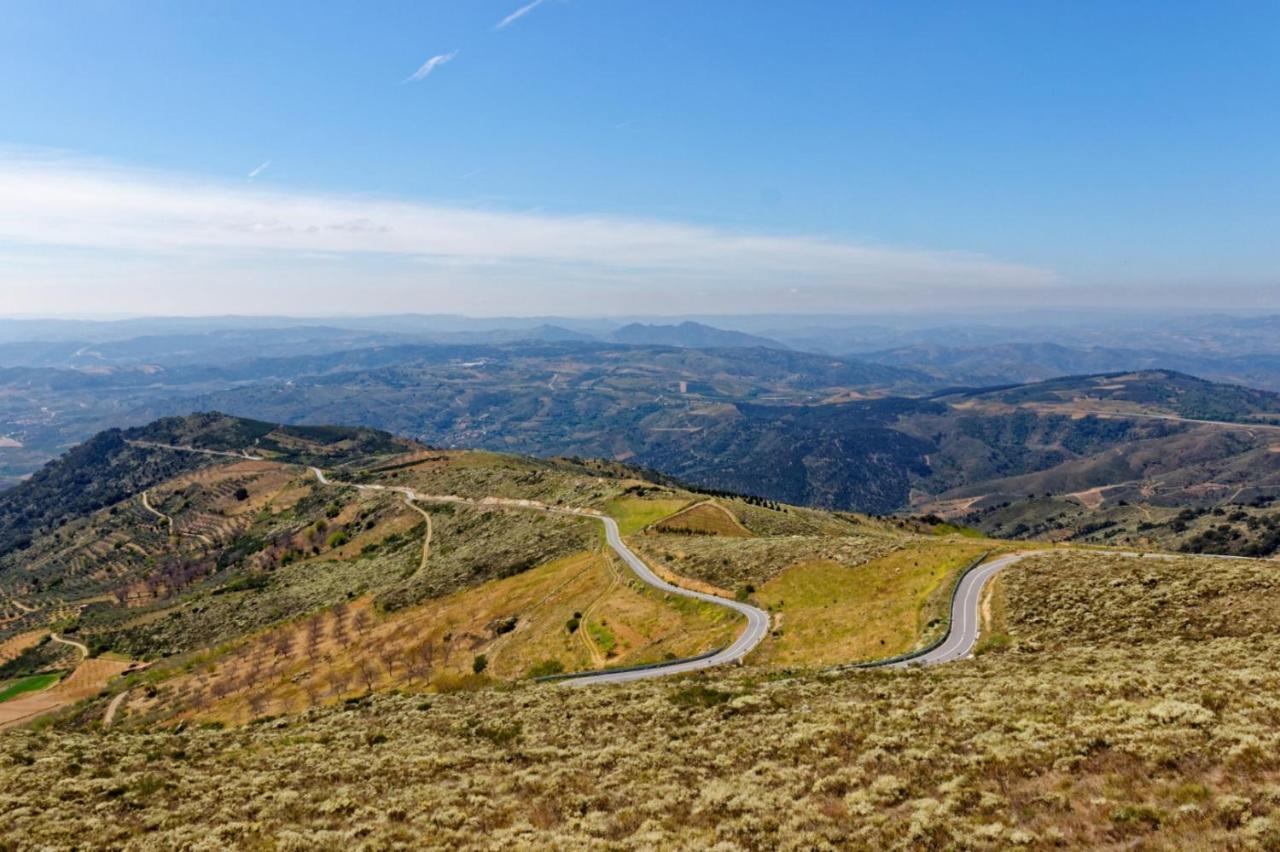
[858,341,1280,392]
[608,321,786,350]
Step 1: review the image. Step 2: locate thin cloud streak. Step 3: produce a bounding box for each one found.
[247,160,271,179]
[495,0,545,29]
[0,156,1056,308]
[405,50,458,82]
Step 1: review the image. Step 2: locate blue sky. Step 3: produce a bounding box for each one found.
[1,1,1277,315]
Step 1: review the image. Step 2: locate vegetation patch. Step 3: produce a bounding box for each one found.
[651,502,754,537]
[0,672,61,703]
[754,541,992,666]
[604,496,691,535]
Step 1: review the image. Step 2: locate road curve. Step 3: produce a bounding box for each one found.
[147,454,768,680]
[309,466,771,683]
[887,552,1026,667]
[50,633,90,658]
[878,546,1278,669]
[103,689,130,728]
[571,516,770,684]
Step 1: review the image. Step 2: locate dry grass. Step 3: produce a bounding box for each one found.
[124,545,739,726]
[651,501,754,537]
[632,532,905,590]
[754,541,992,666]
[6,551,1280,847]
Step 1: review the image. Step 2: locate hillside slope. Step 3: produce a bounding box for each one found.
[6,549,1280,847]
[1,413,994,730]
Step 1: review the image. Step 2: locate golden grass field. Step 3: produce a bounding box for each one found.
[122,543,740,727]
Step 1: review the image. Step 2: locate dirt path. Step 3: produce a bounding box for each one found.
[484,552,600,671]
[133,443,772,684]
[140,490,214,545]
[400,498,433,577]
[576,552,622,668]
[0,654,136,730]
[980,578,995,629]
[50,633,89,657]
[674,499,756,537]
[103,689,130,728]
[1067,487,1107,509]
[9,599,37,613]
[140,490,174,536]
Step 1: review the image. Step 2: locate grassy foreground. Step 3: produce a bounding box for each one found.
[5,551,1280,848]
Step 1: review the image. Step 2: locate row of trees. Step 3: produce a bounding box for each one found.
[181,606,464,720]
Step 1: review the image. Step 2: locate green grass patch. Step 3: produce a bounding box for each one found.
[604,497,691,535]
[755,541,991,666]
[976,632,1013,655]
[586,620,617,656]
[0,672,62,703]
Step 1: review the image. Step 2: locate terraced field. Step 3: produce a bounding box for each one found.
[0,651,137,730]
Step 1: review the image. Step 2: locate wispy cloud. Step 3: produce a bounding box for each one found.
[405,50,458,82]
[247,160,271,180]
[495,0,545,30]
[0,155,1057,315]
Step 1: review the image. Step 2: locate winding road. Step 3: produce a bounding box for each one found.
[127,443,770,683]
[883,552,1026,667]
[872,547,1279,668]
[137,442,1269,681]
[50,633,89,658]
[309,466,771,684]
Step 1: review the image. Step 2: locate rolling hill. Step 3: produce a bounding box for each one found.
[4,414,1280,848]
[0,412,995,728]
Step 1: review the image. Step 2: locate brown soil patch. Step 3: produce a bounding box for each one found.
[0,631,45,665]
[0,657,138,730]
[1067,487,1107,509]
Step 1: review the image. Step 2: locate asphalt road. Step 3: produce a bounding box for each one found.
[888,552,1026,667]
[565,515,770,685]
[882,546,1275,669]
[310,466,771,683]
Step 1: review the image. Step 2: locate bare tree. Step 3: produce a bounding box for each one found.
[305,616,324,660]
[326,670,350,699]
[331,611,350,646]
[377,644,398,678]
[353,610,371,636]
[441,633,454,670]
[245,658,264,690]
[404,640,434,684]
[247,691,268,718]
[274,629,296,660]
[357,658,379,693]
